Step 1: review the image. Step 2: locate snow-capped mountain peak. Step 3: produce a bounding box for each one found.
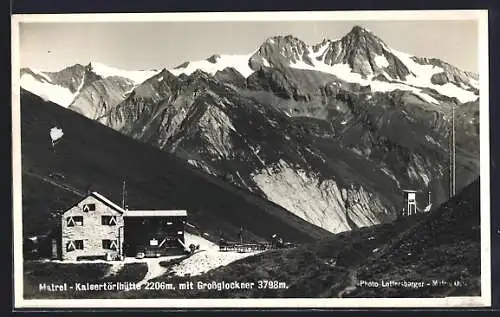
[249,25,409,80]
[249,34,313,71]
[244,25,479,103]
[19,62,162,108]
[345,25,377,38]
[19,64,97,107]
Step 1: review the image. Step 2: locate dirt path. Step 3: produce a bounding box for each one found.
[337,268,359,298]
[134,254,192,287]
[102,262,126,279]
[136,258,168,287]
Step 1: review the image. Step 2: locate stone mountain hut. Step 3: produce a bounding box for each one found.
[54,192,188,261]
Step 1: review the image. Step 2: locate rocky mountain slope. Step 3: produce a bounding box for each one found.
[69,68,404,233]
[19,26,480,234]
[20,88,332,245]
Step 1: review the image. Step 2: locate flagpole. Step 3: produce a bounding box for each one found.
[122,180,126,209]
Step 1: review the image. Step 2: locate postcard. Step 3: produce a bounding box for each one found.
[11,9,490,309]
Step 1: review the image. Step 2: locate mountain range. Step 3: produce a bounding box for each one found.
[19,26,480,234]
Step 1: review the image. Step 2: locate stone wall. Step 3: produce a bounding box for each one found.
[61,195,124,261]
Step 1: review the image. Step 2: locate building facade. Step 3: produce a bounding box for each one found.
[401,189,432,217]
[401,190,418,217]
[61,192,125,261]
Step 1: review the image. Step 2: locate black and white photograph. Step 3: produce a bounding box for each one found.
[11,10,490,308]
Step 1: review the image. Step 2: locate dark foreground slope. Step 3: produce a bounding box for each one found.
[134,178,480,299]
[19,88,332,244]
[349,177,480,298]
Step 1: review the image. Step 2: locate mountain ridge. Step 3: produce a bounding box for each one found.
[21,26,478,106]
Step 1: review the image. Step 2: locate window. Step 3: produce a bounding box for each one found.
[74,216,83,226]
[102,239,118,250]
[149,239,158,246]
[74,240,84,249]
[101,216,117,226]
[82,203,96,212]
[66,240,84,252]
[67,216,83,227]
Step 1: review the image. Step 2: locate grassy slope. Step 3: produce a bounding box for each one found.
[117,178,479,299]
[20,88,333,244]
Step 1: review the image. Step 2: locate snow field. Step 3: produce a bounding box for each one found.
[91,62,160,85]
[169,54,255,78]
[20,73,75,107]
[167,233,263,277]
[169,249,263,277]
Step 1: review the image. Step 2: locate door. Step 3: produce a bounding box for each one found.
[409,204,416,215]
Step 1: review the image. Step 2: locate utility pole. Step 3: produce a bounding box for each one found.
[451,104,456,197]
[239,226,244,244]
[451,104,456,196]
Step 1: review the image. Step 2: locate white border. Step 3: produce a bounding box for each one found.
[12,10,490,309]
[11,10,485,22]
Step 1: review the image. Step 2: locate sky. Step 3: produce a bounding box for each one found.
[19,20,479,73]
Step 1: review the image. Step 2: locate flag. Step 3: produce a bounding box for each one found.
[50,127,64,145]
